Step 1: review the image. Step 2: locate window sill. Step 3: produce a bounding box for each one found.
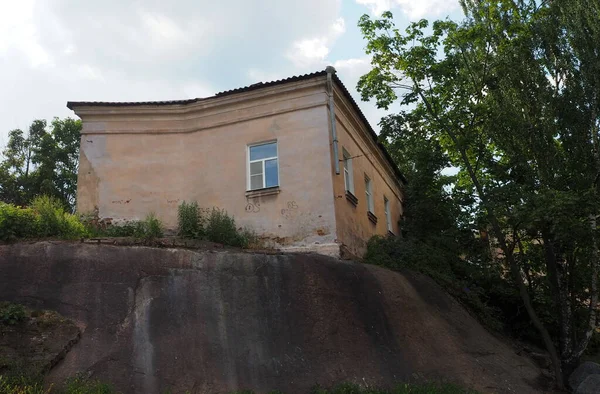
[387,230,395,237]
[345,190,358,207]
[367,211,378,225]
[246,186,280,198]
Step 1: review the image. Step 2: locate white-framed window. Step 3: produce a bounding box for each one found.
[384,197,392,232]
[343,148,354,194]
[365,175,374,213]
[248,141,279,190]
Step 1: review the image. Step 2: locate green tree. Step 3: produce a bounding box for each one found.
[357,0,600,387]
[0,118,81,211]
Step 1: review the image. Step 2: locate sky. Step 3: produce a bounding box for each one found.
[0,0,463,146]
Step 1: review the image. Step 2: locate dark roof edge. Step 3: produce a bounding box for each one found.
[66,68,407,185]
[330,74,407,185]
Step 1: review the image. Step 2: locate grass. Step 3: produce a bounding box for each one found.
[309,383,477,394]
[0,376,115,394]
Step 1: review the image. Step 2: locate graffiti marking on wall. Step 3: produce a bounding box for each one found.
[245,199,260,213]
[281,201,298,219]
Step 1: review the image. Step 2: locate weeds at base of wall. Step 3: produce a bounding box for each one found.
[177,202,259,249]
[82,203,258,249]
[81,212,164,242]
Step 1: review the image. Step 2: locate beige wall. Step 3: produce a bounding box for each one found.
[75,79,339,253]
[329,87,404,258]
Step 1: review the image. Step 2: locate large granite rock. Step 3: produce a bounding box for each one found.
[576,374,600,394]
[0,241,548,394]
[571,362,600,391]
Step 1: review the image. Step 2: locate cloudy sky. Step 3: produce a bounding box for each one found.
[0,0,462,146]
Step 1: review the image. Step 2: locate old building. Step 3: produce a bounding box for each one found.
[67,67,406,257]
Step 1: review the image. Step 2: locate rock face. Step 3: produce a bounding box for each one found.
[571,362,600,393]
[0,242,547,394]
[576,374,600,394]
[0,306,80,377]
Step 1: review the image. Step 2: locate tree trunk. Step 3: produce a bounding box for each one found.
[415,86,565,388]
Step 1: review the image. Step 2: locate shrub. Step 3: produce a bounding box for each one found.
[177,201,204,238]
[205,208,246,247]
[0,302,26,326]
[131,213,164,241]
[100,221,139,237]
[175,201,259,248]
[31,196,65,237]
[0,203,39,241]
[30,196,88,239]
[363,235,503,332]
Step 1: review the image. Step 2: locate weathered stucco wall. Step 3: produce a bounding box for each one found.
[0,242,546,394]
[75,79,338,254]
[330,87,405,258]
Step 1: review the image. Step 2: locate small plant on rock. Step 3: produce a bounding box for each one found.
[0,302,26,326]
[135,212,164,241]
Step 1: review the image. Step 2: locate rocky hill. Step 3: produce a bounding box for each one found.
[0,242,550,393]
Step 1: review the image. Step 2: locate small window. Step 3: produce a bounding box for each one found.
[343,149,354,194]
[365,175,374,213]
[384,197,392,232]
[248,141,278,190]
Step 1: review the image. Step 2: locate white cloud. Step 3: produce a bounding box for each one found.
[0,0,52,67]
[0,0,342,143]
[286,17,346,68]
[356,0,460,19]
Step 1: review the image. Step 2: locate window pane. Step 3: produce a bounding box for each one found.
[250,142,277,161]
[344,169,350,191]
[265,159,279,187]
[250,174,263,190]
[250,161,262,176]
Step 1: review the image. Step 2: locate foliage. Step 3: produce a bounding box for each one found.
[61,376,114,394]
[0,303,26,326]
[0,118,81,212]
[310,382,476,394]
[0,197,88,241]
[227,384,475,394]
[0,378,48,394]
[81,211,164,241]
[364,236,504,332]
[357,0,600,386]
[0,203,39,241]
[205,208,256,248]
[177,201,204,238]
[134,213,164,240]
[175,202,258,248]
[0,375,114,394]
[30,196,86,239]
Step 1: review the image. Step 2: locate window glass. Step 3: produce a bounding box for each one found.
[250,142,277,161]
[249,142,279,190]
[343,149,354,193]
[265,159,278,187]
[365,176,373,212]
[250,161,262,176]
[251,175,263,190]
[384,197,392,231]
